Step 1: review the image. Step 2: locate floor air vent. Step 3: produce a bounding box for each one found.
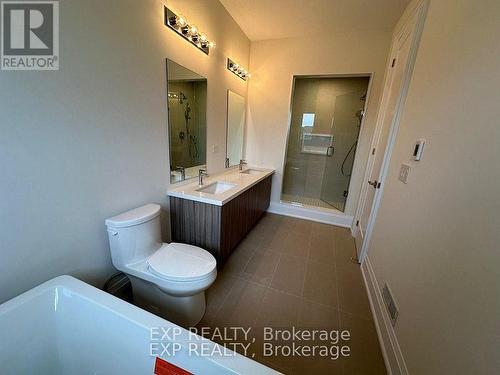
[382,283,399,326]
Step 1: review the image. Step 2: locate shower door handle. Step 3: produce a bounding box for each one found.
[326,146,335,157]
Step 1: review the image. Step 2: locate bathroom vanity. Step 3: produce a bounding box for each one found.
[168,168,274,262]
[165,60,269,263]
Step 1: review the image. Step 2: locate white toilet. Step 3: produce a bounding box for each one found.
[105,203,217,327]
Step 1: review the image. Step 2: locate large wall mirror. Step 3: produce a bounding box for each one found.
[226,90,246,167]
[167,59,207,184]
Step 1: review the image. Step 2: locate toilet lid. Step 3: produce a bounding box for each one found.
[147,243,216,281]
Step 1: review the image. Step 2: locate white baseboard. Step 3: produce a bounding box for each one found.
[361,257,409,375]
[267,201,353,228]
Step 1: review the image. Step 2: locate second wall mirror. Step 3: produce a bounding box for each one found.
[226,90,246,167]
[167,59,207,184]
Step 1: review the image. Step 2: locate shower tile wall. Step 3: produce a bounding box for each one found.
[282,77,369,211]
[168,81,207,169]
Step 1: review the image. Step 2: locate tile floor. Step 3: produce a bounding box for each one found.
[198,213,386,375]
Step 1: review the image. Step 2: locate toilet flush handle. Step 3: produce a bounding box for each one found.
[107,229,118,236]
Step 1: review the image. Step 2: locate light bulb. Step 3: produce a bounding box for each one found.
[200,33,207,42]
[208,41,216,49]
[190,25,198,35]
[177,14,187,27]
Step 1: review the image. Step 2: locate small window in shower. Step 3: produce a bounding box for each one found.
[281,75,370,212]
[301,113,315,128]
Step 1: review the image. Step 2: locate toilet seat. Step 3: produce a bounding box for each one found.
[147,243,216,282]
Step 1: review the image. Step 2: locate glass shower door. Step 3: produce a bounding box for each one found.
[280,76,369,212]
[320,91,365,211]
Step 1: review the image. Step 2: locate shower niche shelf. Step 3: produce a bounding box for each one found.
[301,133,333,155]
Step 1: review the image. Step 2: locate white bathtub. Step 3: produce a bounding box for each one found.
[0,275,278,375]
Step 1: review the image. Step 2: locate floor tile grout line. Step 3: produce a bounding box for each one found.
[211,243,260,323]
[333,231,343,330]
[210,273,243,323]
[301,228,313,298]
[301,296,341,312]
[251,249,282,327]
[267,284,303,300]
[337,307,374,322]
[267,251,282,291]
[249,286,268,328]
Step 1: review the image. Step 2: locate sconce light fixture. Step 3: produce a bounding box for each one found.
[164,7,215,55]
[227,58,250,81]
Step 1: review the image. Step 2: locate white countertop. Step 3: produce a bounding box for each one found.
[167,167,275,206]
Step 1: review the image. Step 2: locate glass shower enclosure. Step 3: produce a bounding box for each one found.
[281,76,370,212]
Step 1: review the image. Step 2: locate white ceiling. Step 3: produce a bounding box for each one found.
[220,0,411,41]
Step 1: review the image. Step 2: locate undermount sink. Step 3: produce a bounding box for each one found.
[240,168,264,175]
[196,181,237,194]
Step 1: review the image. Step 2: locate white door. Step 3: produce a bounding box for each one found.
[354,1,428,261]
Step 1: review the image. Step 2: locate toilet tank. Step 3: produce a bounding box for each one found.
[105,204,162,269]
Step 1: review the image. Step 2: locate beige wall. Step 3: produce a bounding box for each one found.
[0,0,249,303]
[246,32,392,216]
[368,0,500,373]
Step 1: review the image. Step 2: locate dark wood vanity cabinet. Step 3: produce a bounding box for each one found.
[170,175,272,263]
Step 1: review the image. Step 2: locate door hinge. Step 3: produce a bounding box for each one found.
[391,58,396,67]
[372,147,376,155]
[356,220,359,226]
[368,180,381,189]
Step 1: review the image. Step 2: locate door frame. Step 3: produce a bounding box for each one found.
[352,0,430,263]
[279,73,374,214]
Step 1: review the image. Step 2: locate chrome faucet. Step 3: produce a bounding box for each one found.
[239,159,247,172]
[175,166,186,181]
[198,169,208,185]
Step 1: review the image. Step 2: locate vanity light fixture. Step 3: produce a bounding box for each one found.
[164,7,215,55]
[227,58,250,81]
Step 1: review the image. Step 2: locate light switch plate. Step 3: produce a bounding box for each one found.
[399,163,410,183]
[212,144,219,153]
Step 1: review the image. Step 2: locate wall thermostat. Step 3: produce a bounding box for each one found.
[412,139,426,161]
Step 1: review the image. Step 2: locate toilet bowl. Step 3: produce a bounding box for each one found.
[105,204,217,327]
